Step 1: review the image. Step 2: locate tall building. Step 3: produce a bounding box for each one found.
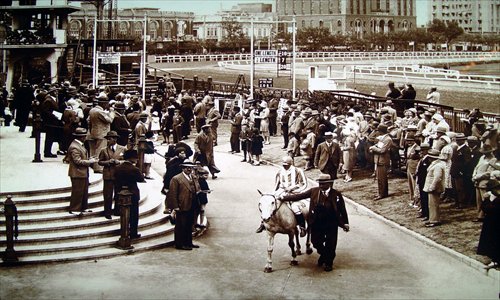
[418,0,500,34]
[276,0,417,38]
[194,3,275,44]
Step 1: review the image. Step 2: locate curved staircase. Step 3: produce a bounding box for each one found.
[0,172,175,265]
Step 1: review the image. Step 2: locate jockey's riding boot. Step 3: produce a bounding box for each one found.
[255,222,265,233]
[295,214,307,237]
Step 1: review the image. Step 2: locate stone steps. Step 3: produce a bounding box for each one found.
[0,193,153,235]
[0,171,180,265]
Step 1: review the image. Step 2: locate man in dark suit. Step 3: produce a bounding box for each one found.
[268,97,279,136]
[167,159,201,250]
[229,106,243,153]
[369,124,393,200]
[281,174,349,272]
[114,149,145,239]
[67,128,97,216]
[450,133,471,209]
[12,79,34,132]
[280,106,290,149]
[41,87,64,157]
[314,132,341,180]
[98,131,126,219]
[111,102,132,147]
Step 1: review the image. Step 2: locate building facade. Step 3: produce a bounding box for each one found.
[68,4,195,43]
[276,0,417,38]
[194,3,275,45]
[420,0,500,34]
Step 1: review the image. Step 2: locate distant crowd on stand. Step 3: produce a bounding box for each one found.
[2,77,499,264]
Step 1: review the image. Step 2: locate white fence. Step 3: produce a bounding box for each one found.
[155,51,500,64]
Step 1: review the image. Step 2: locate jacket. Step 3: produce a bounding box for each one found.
[167,172,201,211]
[423,159,446,194]
[283,187,349,228]
[68,140,93,178]
[314,141,341,171]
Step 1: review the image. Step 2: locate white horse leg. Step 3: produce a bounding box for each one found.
[289,233,298,266]
[295,229,302,256]
[306,227,313,255]
[264,232,275,273]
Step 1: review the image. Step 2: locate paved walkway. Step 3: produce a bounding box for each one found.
[0,125,100,195]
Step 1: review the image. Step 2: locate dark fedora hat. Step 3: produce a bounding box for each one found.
[73,127,87,136]
[316,174,335,183]
[105,130,119,139]
[479,144,494,154]
[114,102,126,110]
[123,149,138,160]
[377,124,388,133]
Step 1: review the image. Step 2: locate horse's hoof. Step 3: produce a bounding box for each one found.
[296,250,302,256]
[290,260,298,266]
[306,248,313,255]
[264,267,273,273]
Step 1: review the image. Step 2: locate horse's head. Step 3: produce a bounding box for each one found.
[258,190,278,222]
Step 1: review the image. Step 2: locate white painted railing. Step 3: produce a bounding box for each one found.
[155,51,500,64]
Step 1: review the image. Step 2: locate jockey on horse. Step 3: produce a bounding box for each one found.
[256,156,309,236]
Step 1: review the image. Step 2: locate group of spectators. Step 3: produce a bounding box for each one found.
[4,77,499,266]
[224,82,499,268]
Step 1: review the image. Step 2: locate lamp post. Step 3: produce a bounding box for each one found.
[137,134,147,174]
[2,195,19,264]
[116,188,133,250]
[31,100,42,163]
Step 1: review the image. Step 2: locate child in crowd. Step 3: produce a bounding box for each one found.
[240,122,249,162]
[251,127,264,166]
[150,111,161,136]
[143,131,156,179]
[245,121,255,164]
[160,107,173,144]
[195,167,211,228]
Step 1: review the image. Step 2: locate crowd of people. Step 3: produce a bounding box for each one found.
[3,77,499,266]
[224,81,499,269]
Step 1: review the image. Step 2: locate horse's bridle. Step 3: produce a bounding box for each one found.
[259,194,284,219]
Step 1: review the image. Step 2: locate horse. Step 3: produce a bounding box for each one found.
[257,190,312,273]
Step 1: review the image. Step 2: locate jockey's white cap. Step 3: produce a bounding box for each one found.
[282,156,293,166]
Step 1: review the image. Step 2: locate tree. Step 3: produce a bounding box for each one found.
[220,19,246,52]
[428,19,464,49]
[297,27,333,51]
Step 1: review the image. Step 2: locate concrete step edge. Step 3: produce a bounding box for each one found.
[4,183,104,204]
[0,215,165,246]
[0,203,166,234]
[13,225,174,256]
[0,175,102,198]
[0,197,161,239]
[0,194,150,225]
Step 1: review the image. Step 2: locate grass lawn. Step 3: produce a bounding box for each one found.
[152,61,500,114]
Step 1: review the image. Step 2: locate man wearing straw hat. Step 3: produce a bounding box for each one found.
[67,128,97,216]
[280,174,349,272]
[98,131,126,219]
